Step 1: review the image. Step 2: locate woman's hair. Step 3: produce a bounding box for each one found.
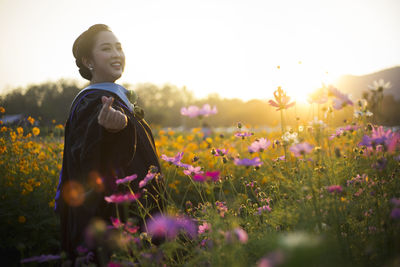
[72,24,112,80]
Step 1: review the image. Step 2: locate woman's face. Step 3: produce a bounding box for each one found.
[86,31,125,83]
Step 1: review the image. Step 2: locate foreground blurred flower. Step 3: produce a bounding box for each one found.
[181,104,217,118]
[248,138,271,153]
[282,131,299,144]
[289,142,314,157]
[116,174,137,185]
[198,222,211,234]
[104,192,141,203]
[21,254,61,264]
[368,79,392,92]
[234,157,263,167]
[268,86,295,111]
[146,214,197,240]
[225,227,248,244]
[327,86,353,110]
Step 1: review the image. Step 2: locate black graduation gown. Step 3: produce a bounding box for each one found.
[55,89,161,260]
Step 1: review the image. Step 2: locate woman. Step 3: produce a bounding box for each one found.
[54,24,162,263]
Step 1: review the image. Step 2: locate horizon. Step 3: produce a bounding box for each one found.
[1,0,399,102]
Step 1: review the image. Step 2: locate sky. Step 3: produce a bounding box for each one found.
[0,0,399,101]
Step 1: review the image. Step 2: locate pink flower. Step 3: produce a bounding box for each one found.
[326,185,343,193]
[234,227,248,244]
[183,165,204,176]
[268,86,295,111]
[289,142,314,157]
[125,221,139,234]
[104,192,141,203]
[139,171,157,188]
[256,205,271,215]
[214,148,228,156]
[110,217,124,228]
[193,171,220,182]
[116,174,138,185]
[198,222,211,234]
[248,138,271,153]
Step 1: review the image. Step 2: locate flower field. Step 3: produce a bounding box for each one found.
[1,83,400,266]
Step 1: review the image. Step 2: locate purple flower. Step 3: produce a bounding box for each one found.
[104,192,141,203]
[181,104,217,118]
[235,132,254,139]
[326,185,343,194]
[248,138,271,153]
[391,208,400,219]
[21,254,61,264]
[391,198,400,207]
[116,174,138,185]
[234,157,263,167]
[146,214,197,240]
[289,142,314,157]
[161,152,189,167]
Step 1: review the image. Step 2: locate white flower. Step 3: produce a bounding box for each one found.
[282,131,299,144]
[368,79,392,91]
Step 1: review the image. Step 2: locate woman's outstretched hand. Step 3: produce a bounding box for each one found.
[98,96,128,132]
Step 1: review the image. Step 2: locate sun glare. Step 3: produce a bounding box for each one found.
[275,61,338,104]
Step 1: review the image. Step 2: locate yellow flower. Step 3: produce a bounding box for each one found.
[17,127,23,136]
[0,107,5,113]
[168,130,175,136]
[18,216,26,223]
[48,199,55,208]
[10,131,17,142]
[0,146,6,154]
[52,119,56,124]
[32,127,40,136]
[55,124,64,130]
[27,116,35,125]
[1,126,7,132]
[24,183,33,192]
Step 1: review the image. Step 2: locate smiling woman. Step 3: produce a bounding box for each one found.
[55,24,163,265]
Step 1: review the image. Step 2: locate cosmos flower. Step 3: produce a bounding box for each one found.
[161,152,189,168]
[183,165,204,176]
[104,192,141,203]
[180,104,217,118]
[193,171,220,182]
[116,174,138,185]
[359,126,399,153]
[368,79,392,92]
[234,157,263,167]
[268,86,296,111]
[214,148,228,156]
[248,138,271,153]
[235,132,254,139]
[139,171,157,188]
[198,222,211,234]
[289,142,314,157]
[327,86,353,110]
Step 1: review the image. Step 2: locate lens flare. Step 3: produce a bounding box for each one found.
[62,180,85,207]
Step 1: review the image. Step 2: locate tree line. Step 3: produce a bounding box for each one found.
[1,79,399,128]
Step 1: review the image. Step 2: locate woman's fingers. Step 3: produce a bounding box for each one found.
[97,96,127,132]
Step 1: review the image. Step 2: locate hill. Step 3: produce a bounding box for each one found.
[334,66,400,100]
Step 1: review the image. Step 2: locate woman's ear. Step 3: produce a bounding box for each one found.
[82,57,93,70]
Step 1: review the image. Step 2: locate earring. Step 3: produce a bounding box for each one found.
[89,65,94,71]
